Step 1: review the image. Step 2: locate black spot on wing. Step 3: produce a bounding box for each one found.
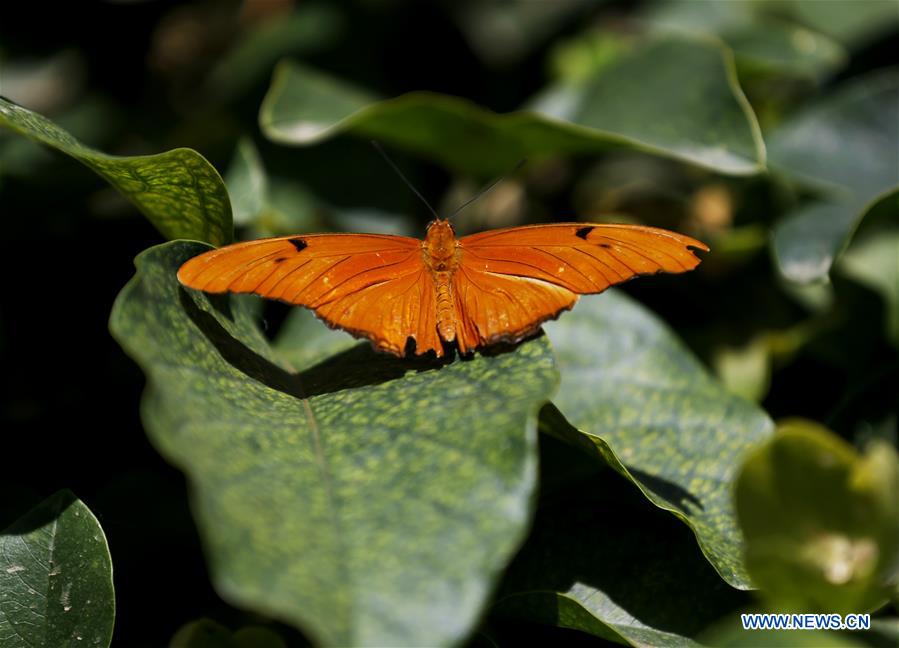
[289,238,308,252]
[575,226,594,240]
[598,243,612,249]
[274,257,288,263]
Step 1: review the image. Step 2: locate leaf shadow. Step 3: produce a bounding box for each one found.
[491,436,746,639]
[540,403,705,513]
[0,490,77,534]
[626,467,704,513]
[180,287,456,399]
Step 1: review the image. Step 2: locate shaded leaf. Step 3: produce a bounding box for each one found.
[271,307,357,370]
[837,201,899,347]
[722,22,846,79]
[774,0,899,47]
[713,335,772,403]
[735,419,899,614]
[643,1,846,80]
[109,241,558,646]
[0,490,114,648]
[493,440,746,647]
[0,96,232,245]
[769,69,899,282]
[171,618,287,648]
[205,3,343,102]
[224,137,268,228]
[452,0,595,67]
[543,290,774,588]
[260,36,764,175]
[701,620,864,647]
[222,138,409,239]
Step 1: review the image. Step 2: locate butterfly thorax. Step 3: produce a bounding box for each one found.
[423,219,460,344]
[423,219,458,270]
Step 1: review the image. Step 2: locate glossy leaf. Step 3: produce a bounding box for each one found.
[770,69,899,282]
[543,290,774,588]
[493,443,746,647]
[224,138,268,228]
[260,36,764,175]
[774,0,899,47]
[0,96,232,245]
[837,202,899,347]
[643,1,846,80]
[735,419,899,614]
[0,490,115,648]
[109,241,558,646]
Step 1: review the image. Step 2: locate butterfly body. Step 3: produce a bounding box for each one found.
[423,220,462,345]
[178,220,708,357]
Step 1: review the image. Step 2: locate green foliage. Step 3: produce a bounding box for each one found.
[109,241,557,646]
[543,290,774,588]
[838,213,899,347]
[2,2,897,645]
[0,96,232,245]
[769,70,899,283]
[0,491,114,648]
[260,36,765,176]
[736,420,899,614]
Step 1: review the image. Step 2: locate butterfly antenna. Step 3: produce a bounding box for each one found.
[447,159,526,220]
[371,141,440,220]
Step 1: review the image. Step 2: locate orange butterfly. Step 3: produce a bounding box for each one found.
[178,219,707,357]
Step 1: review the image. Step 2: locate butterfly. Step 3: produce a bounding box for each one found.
[178,219,708,358]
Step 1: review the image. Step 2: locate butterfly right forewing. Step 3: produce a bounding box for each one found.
[453,223,708,349]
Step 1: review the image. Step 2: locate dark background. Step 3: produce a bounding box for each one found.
[1,1,897,645]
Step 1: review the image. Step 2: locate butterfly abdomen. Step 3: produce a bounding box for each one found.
[435,271,456,342]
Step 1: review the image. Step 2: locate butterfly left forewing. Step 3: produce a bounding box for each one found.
[454,223,707,348]
[177,233,445,356]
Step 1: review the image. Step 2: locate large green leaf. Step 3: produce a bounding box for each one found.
[769,69,899,282]
[543,290,774,588]
[735,420,899,614]
[0,96,232,245]
[260,36,764,175]
[109,241,558,646]
[492,439,746,647]
[0,491,114,648]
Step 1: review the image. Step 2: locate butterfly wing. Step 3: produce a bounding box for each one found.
[453,223,708,351]
[178,234,444,356]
